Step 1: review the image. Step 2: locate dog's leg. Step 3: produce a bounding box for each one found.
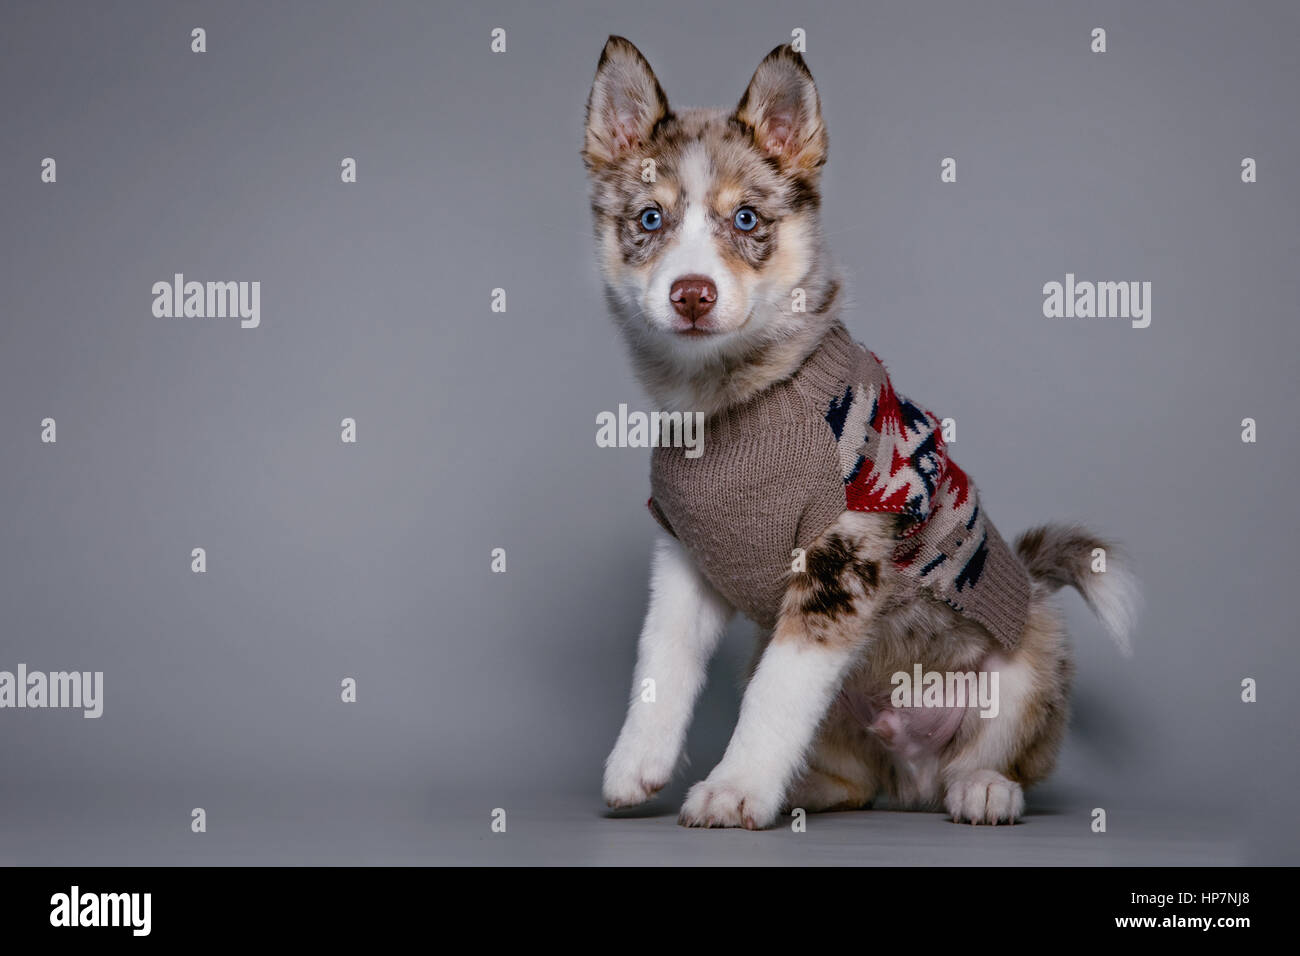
[784,718,885,813]
[603,535,732,808]
[940,598,1072,824]
[678,512,895,829]
[784,756,878,813]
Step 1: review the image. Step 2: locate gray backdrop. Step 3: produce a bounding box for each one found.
[1,0,1296,865]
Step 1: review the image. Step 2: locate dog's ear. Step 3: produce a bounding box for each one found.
[583,36,671,170]
[733,45,827,175]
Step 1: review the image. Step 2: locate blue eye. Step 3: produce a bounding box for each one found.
[733,207,758,231]
[639,208,662,231]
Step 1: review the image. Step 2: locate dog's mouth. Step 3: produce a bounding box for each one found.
[666,313,722,337]
[669,306,756,338]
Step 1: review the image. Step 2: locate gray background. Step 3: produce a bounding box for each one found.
[0,0,1296,865]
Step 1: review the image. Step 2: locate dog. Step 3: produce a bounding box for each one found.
[582,37,1138,829]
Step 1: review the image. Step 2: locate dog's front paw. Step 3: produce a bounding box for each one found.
[678,775,780,830]
[602,740,676,809]
[945,769,1024,825]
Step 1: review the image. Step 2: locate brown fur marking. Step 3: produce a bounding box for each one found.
[773,512,895,648]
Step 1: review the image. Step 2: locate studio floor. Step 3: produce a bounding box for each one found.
[0,786,1247,867]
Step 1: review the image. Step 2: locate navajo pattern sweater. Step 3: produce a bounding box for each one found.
[647,322,1030,648]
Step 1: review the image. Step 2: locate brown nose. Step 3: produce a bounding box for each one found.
[669,275,717,323]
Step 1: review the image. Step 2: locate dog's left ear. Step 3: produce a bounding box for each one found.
[733,45,827,175]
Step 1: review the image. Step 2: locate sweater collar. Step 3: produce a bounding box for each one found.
[789,321,861,406]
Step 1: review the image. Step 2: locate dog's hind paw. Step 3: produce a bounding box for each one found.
[944,769,1024,825]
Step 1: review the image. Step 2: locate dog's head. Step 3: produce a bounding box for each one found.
[582,38,837,386]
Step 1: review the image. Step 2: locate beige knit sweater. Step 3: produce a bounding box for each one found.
[648,323,1030,648]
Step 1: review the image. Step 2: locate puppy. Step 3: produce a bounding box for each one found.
[583,37,1138,829]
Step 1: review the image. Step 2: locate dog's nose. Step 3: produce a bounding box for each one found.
[669,276,718,323]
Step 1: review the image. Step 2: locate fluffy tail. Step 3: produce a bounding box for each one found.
[1014,523,1139,657]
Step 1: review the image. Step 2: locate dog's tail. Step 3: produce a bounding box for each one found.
[1014,523,1139,657]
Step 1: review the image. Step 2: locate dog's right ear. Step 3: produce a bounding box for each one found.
[583,36,671,170]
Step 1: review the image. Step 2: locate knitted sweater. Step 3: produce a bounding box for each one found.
[647,323,1030,648]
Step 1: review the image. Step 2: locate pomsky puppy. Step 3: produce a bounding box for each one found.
[582,37,1138,829]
